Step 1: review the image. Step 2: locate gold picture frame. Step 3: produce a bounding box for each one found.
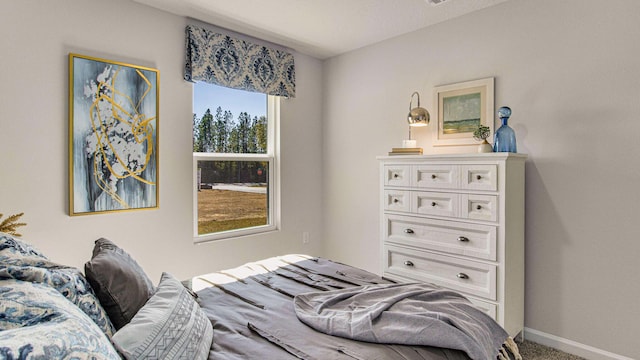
[433,77,494,147]
[69,53,159,215]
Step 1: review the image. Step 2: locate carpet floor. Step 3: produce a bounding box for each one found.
[518,340,585,359]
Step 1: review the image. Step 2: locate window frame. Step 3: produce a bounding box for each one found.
[193,94,280,243]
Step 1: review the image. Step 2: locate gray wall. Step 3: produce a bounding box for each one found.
[322,0,639,358]
[0,0,324,280]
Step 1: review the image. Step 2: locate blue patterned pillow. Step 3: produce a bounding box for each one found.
[0,232,47,259]
[113,272,213,360]
[0,279,121,359]
[0,234,115,337]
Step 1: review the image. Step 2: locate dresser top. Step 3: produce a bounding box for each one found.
[377,152,528,161]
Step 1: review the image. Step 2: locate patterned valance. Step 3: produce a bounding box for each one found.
[185,24,295,98]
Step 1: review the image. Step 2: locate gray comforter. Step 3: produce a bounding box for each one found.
[294,283,508,360]
[192,254,518,360]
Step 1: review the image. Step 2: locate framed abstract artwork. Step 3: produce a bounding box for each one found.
[433,77,494,147]
[69,54,159,215]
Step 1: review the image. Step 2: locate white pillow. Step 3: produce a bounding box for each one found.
[112,272,213,360]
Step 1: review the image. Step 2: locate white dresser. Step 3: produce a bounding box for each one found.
[379,153,526,337]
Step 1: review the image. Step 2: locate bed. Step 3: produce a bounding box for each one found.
[0,234,520,360]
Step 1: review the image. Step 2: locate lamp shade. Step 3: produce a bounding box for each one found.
[407,92,430,126]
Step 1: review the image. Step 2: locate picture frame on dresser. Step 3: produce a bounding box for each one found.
[68,53,159,216]
[433,77,494,147]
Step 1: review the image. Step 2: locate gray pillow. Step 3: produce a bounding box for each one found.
[113,272,213,360]
[84,238,155,330]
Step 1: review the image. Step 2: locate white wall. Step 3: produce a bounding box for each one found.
[0,0,324,281]
[322,0,640,358]
[3,0,639,358]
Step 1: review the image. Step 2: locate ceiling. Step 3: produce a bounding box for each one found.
[133,0,511,59]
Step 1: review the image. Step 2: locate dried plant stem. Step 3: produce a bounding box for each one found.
[0,212,27,237]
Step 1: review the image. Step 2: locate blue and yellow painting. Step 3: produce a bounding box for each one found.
[70,54,158,215]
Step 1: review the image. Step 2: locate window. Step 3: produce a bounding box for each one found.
[193,83,278,242]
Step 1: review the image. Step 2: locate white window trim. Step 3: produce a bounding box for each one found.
[193,96,280,243]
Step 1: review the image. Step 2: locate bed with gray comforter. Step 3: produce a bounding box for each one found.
[191,254,521,360]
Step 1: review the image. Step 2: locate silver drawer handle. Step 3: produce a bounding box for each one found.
[404,260,414,267]
[457,273,469,279]
[457,236,469,242]
[404,228,414,234]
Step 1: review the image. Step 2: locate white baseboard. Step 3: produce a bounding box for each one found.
[523,328,635,360]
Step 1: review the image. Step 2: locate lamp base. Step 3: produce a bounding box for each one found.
[402,139,417,148]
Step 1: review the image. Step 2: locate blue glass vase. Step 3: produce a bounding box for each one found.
[493,106,517,153]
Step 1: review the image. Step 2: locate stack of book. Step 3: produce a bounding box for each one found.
[388,147,423,155]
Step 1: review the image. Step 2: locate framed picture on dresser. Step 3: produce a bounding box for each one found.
[433,77,494,147]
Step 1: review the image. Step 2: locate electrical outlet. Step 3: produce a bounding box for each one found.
[302,232,310,244]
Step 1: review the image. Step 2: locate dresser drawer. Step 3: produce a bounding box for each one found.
[461,165,497,191]
[384,245,497,300]
[412,191,459,218]
[383,214,497,261]
[413,165,458,189]
[462,194,498,222]
[384,190,410,212]
[384,165,410,187]
[467,297,498,320]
